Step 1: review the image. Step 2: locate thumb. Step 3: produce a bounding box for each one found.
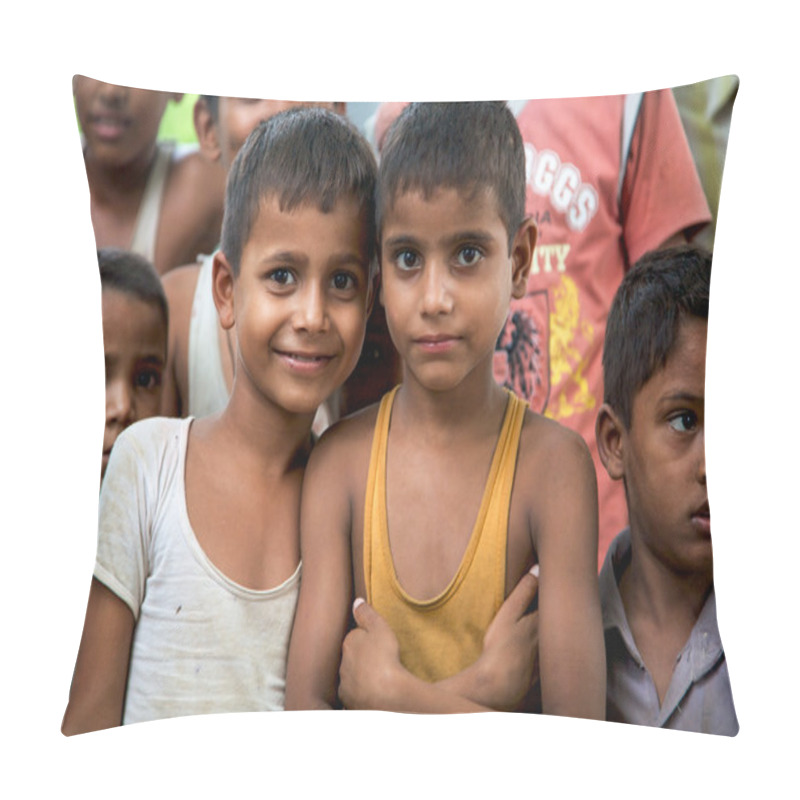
[500,564,540,623]
[352,597,386,632]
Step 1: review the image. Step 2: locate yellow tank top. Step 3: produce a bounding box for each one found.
[363,386,528,682]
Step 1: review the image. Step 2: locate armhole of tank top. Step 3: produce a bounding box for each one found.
[363,387,398,603]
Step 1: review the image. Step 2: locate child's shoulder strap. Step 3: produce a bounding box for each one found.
[130,140,176,263]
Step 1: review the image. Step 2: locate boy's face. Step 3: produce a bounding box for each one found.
[222,195,371,417]
[102,289,167,479]
[620,317,711,575]
[379,187,531,394]
[214,99,342,170]
[74,76,177,167]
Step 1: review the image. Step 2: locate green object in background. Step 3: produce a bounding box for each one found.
[158,94,199,144]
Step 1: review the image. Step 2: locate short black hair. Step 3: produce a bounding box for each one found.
[603,244,711,429]
[200,94,219,122]
[98,247,168,332]
[377,102,526,251]
[220,106,378,277]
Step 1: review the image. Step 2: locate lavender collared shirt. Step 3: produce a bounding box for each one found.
[599,529,739,736]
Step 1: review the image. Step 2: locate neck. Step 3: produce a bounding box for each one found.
[213,379,315,475]
[83,142,158,200]
[621,538,712,632]
[395,366,509,440]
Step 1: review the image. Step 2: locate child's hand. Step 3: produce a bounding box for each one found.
[338,599,404,710]
[474,566,540,711]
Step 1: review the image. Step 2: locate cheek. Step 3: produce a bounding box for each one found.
[132,389,163,421]
[338,306,370,355]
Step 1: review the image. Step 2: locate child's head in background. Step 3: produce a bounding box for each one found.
[99,247,168,481]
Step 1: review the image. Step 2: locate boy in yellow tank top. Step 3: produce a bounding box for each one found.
[286,102,605,716]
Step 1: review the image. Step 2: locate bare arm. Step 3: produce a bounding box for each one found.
[61,578,135,735]
[284,434,356,710]
[534,430,605,720]
[160,264,200,418]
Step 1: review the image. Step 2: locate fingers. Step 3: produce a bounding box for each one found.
[499,565,540,623]
[352,597,386,632]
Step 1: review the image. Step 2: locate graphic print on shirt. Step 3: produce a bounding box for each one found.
[494,290,550,412]
[494,142,599,421]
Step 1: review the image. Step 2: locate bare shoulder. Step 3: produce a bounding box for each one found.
[520,410,593,467]
[309,402,380,481]
[168,149,224,197]
[162,261,201,313]
[516,410,596,507]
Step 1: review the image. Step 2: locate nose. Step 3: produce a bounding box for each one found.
[293,282,329,334]
[97,81,128,108]
[106,377,135,428]
[420,262,454,316]
[697,432,706,486]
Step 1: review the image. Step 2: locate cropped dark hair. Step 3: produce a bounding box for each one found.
[200,94,219,122]
[221,107,378,276]
[98,247,168,331]
[377,102,526,250]
[603,244,711,429]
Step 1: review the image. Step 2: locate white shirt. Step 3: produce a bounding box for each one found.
[96,417,301,724]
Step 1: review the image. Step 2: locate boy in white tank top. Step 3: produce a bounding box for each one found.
[62,108,378,733]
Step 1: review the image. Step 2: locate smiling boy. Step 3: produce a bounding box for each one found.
[595,245,738,734]
[73,76,225,275]
[62,108,377,733]
[286,102,604,716]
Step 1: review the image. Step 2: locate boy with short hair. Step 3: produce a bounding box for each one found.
[98,247,168,484]
[62,108,378,734]
[285,102,605,716]
[595,245,738,734]
[74,76,225,275]
[160,95,396,427]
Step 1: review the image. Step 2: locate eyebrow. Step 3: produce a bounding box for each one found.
[383,230,496,250]
[259,251,367,272]
[658,391,704,405]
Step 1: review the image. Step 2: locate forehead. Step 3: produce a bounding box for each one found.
[102,289,167,348]
[636,317,708,409]
[242,194,369,265]
[382,185,505,235]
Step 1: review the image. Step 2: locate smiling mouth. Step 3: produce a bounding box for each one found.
[90,115,129,139]
[275,350,335,371]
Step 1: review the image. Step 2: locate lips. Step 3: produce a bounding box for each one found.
[275,349,335,373]
[88,113,129,141]
[691,501,711,536]
[413,333,461,353]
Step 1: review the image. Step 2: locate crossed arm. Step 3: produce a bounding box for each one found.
[284,432,540,713]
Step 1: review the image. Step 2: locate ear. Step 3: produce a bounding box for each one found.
[510,217,537,299]
[194,96,222,162]
[596,402,626,481]
[212,251,236,330]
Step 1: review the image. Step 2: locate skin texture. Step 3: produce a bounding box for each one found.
[63,196,372,735]
[285,188,605,718]
[161,98,347,419]
[596,317,711,703]
[101,289,166,481]
[74,76,225,275]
